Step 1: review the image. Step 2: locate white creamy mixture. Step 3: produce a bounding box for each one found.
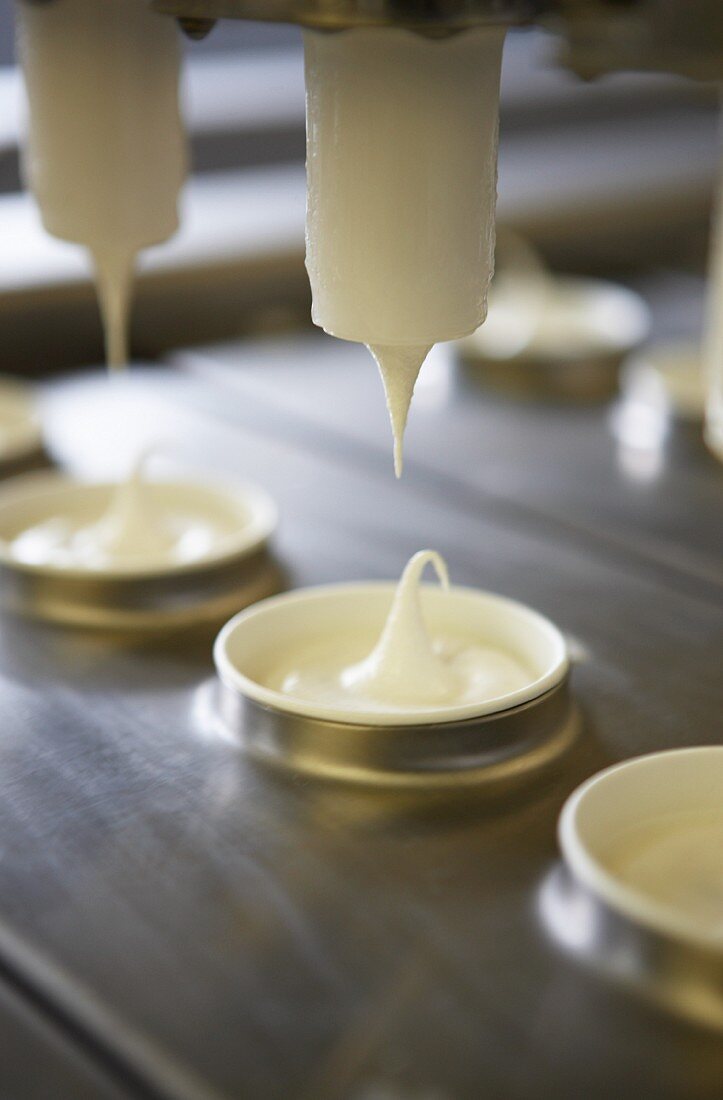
[368,344,432,477]
[11,456,219,571]
[304,28,505,474]
[17,0,187,369]
[277,550,530,714]
[608,812,723,940]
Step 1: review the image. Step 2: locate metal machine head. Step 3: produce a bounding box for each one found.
[149,0,723,80]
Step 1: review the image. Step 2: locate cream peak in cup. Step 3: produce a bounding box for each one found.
[3,454,277,577]
[10,450,215,572]
[17,0,188,370]
[0,463,280,628]
[304,27,505,475]
[215,549,569,729]
[77,452,179,566]
[341,550,453,705]
[281,550,532,714]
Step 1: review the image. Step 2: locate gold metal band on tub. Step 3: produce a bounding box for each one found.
[0,548,283,632]
[540,865,723,1032]
[217,671,578,787]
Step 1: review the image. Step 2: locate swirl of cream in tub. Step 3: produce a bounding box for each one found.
[278,550,531,714]
[10,453,220,571]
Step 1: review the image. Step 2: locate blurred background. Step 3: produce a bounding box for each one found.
[0,13,719,376]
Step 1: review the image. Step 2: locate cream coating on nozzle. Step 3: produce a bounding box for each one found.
[17,0,188,372]
[304,27,504,475]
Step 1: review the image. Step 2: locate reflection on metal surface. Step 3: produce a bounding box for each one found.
[563,633,590,665]
[192,676,242,746]
[539,867,723,1032]
[216,674,580,787]
[609,379,669,484]
[0,365,719,1094]
[615,440,666,485]
[622,342,705,424]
